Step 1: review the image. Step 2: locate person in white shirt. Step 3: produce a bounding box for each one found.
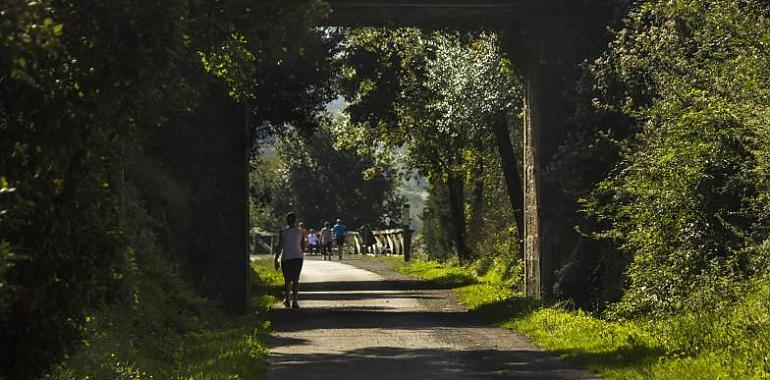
[274,212,306,309]
[307,229,319,255]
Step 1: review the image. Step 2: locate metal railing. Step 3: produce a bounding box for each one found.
[252,227,413,261]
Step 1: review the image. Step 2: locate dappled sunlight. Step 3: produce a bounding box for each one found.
[4,0,769,378]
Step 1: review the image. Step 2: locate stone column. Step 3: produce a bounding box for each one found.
[182,82,250,314]
[523,58,566,301]
[218,103,250,314]
[518,0,598,301]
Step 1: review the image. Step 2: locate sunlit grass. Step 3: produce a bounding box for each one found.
[387,258,770,380]
[397,259,476,288]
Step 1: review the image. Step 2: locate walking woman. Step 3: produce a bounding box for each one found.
[320,221,333,260]
[274,212,306,309]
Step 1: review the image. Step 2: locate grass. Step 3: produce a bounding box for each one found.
[378,256,476,288]
[384,257,770,380]
[52,249,765,379]
[45,256,284,380]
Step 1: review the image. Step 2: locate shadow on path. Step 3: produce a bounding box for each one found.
[298,291,443,302]
[267,346,593,380]
[301,279,459,291]
[264,258,600,380]
[270,308,485,332]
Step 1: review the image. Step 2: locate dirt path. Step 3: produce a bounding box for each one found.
[264,256,598,380]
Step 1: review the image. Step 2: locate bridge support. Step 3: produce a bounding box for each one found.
[219,111,250,313]
[191,84,250,313]
[403,227,412,262]
[324,0,613,303]
[518,0,608,301]
[523,59,566,301]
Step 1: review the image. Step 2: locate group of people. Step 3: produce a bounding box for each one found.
[301,219,347,261]
[273,213,347,309]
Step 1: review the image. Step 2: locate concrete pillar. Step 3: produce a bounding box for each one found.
[217,104,250,313]
[523,59,566,301]
[181,82,250,314]
[518,0,595,301]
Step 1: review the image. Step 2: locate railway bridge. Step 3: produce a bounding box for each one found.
[209,0,613,311]
[324,0,612,300]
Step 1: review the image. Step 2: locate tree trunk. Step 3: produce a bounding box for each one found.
[492,115,524,256]
[446,174,469,264]
[468,154,484,248]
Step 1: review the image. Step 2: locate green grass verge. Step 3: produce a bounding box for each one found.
[386,258,770,380]
[46,256,283,380]
[379,257,476,288]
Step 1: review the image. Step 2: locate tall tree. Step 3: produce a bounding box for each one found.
[337,30,523,262]
[250,118,403,231]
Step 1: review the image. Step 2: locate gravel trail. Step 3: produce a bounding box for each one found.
[264,256,598,380]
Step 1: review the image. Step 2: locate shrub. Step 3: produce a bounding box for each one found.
[582,0,770,317]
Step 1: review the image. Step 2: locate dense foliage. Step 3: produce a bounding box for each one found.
[577,0,770,317]
[337,29,523,263]
[45,246,278,379]
[1,2,192,376]
[0,0,333,378]
[249,119,403,232]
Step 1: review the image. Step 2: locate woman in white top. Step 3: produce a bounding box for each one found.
[274,212,306,309]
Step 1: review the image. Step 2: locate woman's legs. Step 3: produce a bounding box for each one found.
[283,281,291,307]
[282,280,300,308]
[291,280,300,308]
[281,258,303,308]
[322,242,331,260]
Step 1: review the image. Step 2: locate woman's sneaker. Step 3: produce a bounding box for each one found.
[292,301,300,309]
[282,298,291,308]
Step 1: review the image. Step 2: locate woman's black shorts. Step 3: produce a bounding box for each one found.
[281,258,303,282]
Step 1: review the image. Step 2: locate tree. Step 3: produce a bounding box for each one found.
[1,1,197,376]
[578,0,770,316]
[337,29,523,263]
[0,0,339,377]
[250,117,403,231]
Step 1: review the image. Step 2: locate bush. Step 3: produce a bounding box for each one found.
[0,2,191,377]
[582,0,770,317]
[44,256,276,380]
[652,274,770,377]
[471,229,522,290]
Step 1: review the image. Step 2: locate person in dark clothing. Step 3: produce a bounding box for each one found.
[359,223,376,255]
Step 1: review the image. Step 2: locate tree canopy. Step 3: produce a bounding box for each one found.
[574,0,770,317]
[249,117,403,232]
[336,29,523,262]
[0,1,336,377]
